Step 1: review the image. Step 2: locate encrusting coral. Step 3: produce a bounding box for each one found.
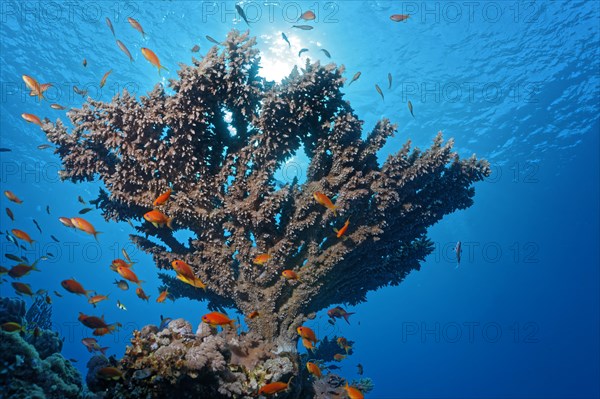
[41,29,490,397]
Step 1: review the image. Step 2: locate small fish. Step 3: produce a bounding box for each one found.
[282,269,301,282]
[113,279,129,290]
[158,315,172,330]
[176,274,206,290]
[206,35,220,44]
[345,384,365,399]
[282,32,291,48]
[144,209,173,229]
[127,17,146,38]
[388,72,392,89]
[51,235,60,242]
[116,40,134,62]
[408,100,415,117]
[455,241,462,268]
[46,252,54,258]
[6,233,18,246]
[99,70,112,89]
[306,361,322,378]
[45,294,52,304]
[116,299,127,310]
[141,47,169,75]
[59,217,74,228]
[50,103,66,110]
[191,45,200,53]
[73,86,87,96]
[320,49,331,58]
[78,195,86,204]
[8,263,40,279]
[348,71,361,86]
[22,75,43,100]
[357,363,363,375]
[375,84,384,100]
[327,306,355,324]
[170,260,195,279]
[79,207,93,214]
[299,10,316,21]
[97,367,123,381]
[390,14,410,22]
[313,192,337,216]
[127,219,134,228]
[333,218,350,238]
[71,217,101,241]
[106,17,115,36]
[1,322,25,333]
[156,289,169,303]
[6,208,14,221]
[122,248,133,264]
[0,266,8,276]
[298,48,308,57]
[324,364,341,370]
[53,290,63,297]
[22,113,43,127]
[37,144,52,150]
[235,4,250,26]
[33,219,42,234]
[337,336,352,353]
[202,312,235,328]
[297,326,317,344]
[61,278,93,297]
[82,58,87,67]
[46,205,50,214]
[88,294,109,307]
[333,353,347,361]
[12,282,34,297]
[117,266,144,286]
[4,191,23,204]
[153,188,172,206]
[327,319,335,326]
[292,25,314,30]
[258,379,293,396]
[247,311,259,319]
[0,148,11,152]
[82,337,109,355]
[12,229,34,246]
[301,337,316,353]
[253,253,271,265]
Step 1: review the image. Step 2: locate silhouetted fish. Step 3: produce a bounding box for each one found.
[375,84,384,100]
[0,148,11,152]
[320,49,331,58]
[50,235,60,242]
[33,219,42,233]
[236,4,250,26]
[79,207,93,214]
[282,32,291,48]
[5,254,23,262]
[191,45,200,52]
[206,35,220,44]
[388,73,392,89]
[37,144,52,150]
[292,25,313,30]
[298,48,308,57]
[46,205,50,214]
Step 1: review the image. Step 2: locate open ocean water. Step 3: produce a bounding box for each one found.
[0,1,599,398]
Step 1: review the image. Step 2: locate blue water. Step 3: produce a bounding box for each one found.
[1,1,599,398]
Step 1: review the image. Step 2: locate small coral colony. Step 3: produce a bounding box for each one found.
[2,6,486,399]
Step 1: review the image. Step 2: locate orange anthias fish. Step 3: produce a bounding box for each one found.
[143,209,173,229]
[11,229,34,246]
[88,294,109,307]
[22,75,51,100]
[253,253,270,265]
[297,326,317,344]
[70,217,101,241]
[313,191,337,216]
[176,274,206,290]
[301,338,315,353]
[99,70,112,88]
[97,366,123,380]
[21,113,43,127]
[136,287,150,302]
[81,337,108,355]
[334,219,350,238]
[299,10,316,21]
[141,48,169,75]
[116,265,144,286]
[116,40,134,62]
[11,282,34,297]
[127,17,146,38]
[344,382,364,399]
[390,14,410,22]
[327,306,355,324]
[333,353,347,361]
[337,337,352,353]
[258,377,293,396]
[201,312,235,328]
[171,259,195,280]
[8,263,40,279]
[58,216,75,228]
[4,190,23,204]
[306,362,322,378]
[111,258,132,271]
[282,270,301,282]
[61,279,93,297]
[156,289,169,303]
[153,188,172,206]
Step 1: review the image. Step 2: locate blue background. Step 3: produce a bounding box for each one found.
[1,1,598,398]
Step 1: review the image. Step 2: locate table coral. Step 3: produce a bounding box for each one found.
[41,29,489,397]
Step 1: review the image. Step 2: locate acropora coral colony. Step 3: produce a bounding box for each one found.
[38,30,489,397]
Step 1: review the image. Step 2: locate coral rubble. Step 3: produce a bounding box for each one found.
[42,29,490,397]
